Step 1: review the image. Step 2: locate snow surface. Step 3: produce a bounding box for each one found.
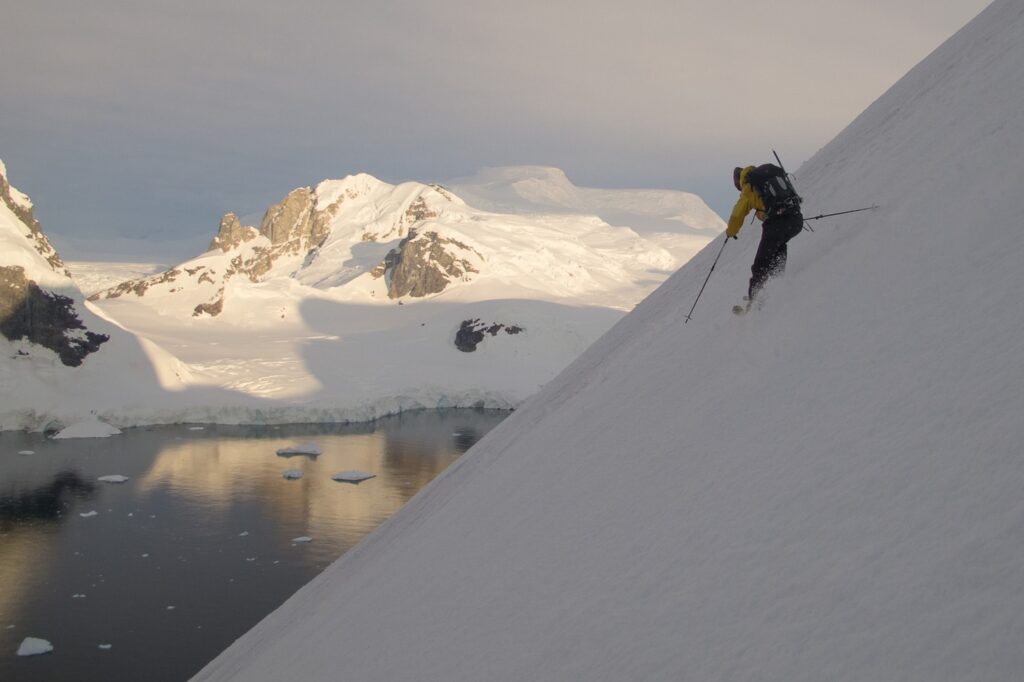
[330,471,376,483]
[51,417,122,439]
[276,444,321,456]
[192,3,1024,681]
[16,637,53,657]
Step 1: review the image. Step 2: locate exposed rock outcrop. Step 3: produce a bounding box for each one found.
[92,268,182,300]
[208,213,257,252]
[0,265,109,366]
[374,229,481,299]
[454,318,524,352]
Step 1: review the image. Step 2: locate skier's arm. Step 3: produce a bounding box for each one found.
[726,193,751,238]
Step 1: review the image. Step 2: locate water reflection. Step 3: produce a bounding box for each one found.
[0,471,97,524]
[0,409,507,682]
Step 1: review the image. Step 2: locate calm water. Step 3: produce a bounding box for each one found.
[0,409,508,682]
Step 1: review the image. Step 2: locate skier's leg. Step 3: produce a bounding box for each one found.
[749,223,785,300]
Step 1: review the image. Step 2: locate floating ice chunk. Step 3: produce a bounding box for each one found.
[282,469,304,480]
[276,443,321,457]
[52,417,122,439]
[17,637,53,656]
[72,594,86,599]
[80,511,99,518]
[18,450,35,455]
[98,475,129,484]
[331,471,376,483]
[238,531,249,537]
[98,644,112,650]
[292,536,313,543]
[188,426,205,431]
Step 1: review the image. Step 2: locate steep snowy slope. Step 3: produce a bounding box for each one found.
[193,2,1024,680]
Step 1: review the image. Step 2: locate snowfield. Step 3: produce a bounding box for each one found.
[192,2,1024,681]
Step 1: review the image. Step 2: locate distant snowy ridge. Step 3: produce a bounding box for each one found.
[192,2,1024,681]
[90,169,720,316]
[1,163,722,431]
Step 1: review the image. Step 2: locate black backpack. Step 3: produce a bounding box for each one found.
[746,164,802,217]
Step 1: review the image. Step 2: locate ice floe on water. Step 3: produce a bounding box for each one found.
[276,443,321,456]
[79,511,99,518]
[282,469,303,480]
[98,644,113,650]
[51,416,122,439]
[18,450,34,455]
[292,536,313,543]
[331,471,376,483]
[17,637,53,656]
[98,474,129,483]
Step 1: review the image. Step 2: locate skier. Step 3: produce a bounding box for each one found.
[726,164,804,308]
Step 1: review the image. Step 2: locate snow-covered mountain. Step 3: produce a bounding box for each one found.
[192,2,1024,680]
[0,161,191,429]
[90,170,716,314]
[1,165,722,429]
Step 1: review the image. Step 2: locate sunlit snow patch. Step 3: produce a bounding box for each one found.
[52,417,122,439]
[17,637,53,656]
[98,475,129,484]
[276,443,321,457]
[331,471,376,483]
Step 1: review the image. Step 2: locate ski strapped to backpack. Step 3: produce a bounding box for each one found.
[745,163,802,217]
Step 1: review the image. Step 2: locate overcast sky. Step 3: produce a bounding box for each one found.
[0,0,991,261]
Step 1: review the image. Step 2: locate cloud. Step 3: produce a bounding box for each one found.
[0,0,991,258]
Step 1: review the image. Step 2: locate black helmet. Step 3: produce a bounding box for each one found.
[733,167,743,191]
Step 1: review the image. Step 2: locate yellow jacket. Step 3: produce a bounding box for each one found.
[726,166,765,238]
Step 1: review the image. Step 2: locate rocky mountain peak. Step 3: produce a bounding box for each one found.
[209,212,257,252]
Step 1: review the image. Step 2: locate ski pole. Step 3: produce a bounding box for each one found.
[803,205,878,222]
[684,236,729,324]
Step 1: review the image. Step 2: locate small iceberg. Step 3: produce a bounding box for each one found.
[18,450,35,455]
[80,511,99,518]
[331,471,376,483]
[292,536,313,543]
[52,417,122,440]
[17,637,53,656]
[98,644,113,650]
[276,443,321,457]
[98,475,129,484]
[282,469,304,480]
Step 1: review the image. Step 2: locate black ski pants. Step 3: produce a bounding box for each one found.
[749,212,804,301]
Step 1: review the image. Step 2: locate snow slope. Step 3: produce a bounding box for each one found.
[193,2,1024,680]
